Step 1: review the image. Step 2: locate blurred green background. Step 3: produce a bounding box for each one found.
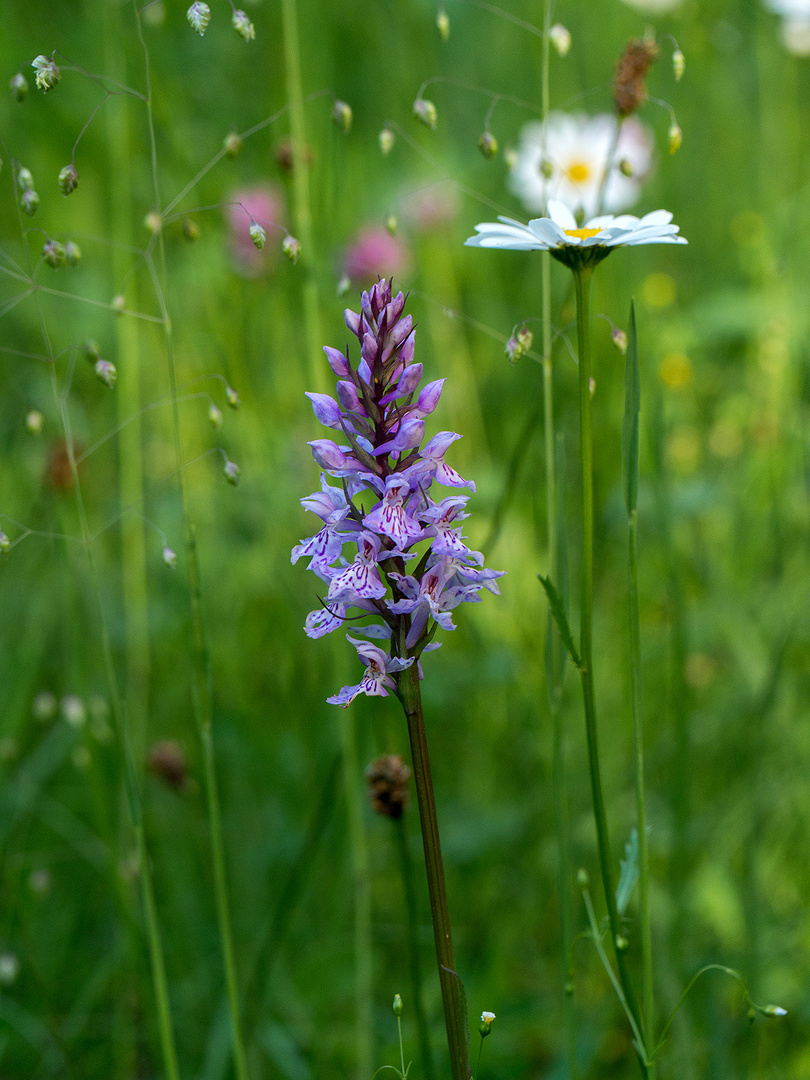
[1,0,809,1077]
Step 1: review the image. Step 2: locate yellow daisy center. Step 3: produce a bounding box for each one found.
[566,161,591,184]
[564,228,602,240]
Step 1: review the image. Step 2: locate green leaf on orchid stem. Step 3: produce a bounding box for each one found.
[616,828,640,915]
[622,299,640,516]
[538,575,582,670]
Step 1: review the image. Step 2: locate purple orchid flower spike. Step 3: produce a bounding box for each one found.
[292,278,503,706]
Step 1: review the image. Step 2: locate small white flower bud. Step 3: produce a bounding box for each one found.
[144,211,162,235]
[95,359,118,389]
[668,122,682,155]
[232,10,255,41]
[332,99,353,133]
[32,55,61,93]
[549,23,571,57]
[223,132,243,158]
[379,127,395,155]
[225,386,240,409]
[282,234,301,263]
[187,2,211,35]
[26,410,44,435]
[478,130,498,159]
[413,97,437,130]
[58,163,78,195]
[61,694,86,727]
[479,1012,495,1037]
[65,241,81,267]
[162,545,177,569]
[436,8,450,41]
[761,1004,787,1018]
[385,214,398,237]
[42,240,66,269]
[249,221,266,250]
[10,72,29,102]
[223,459,241,486]
[673,48,685,81]
[209,402,223,429]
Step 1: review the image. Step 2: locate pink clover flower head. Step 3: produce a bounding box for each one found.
[293,278,503,704]
[344,227,411,285]
[226,184,286,276]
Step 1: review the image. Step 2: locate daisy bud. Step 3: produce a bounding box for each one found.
[0,530,10,556]
[17,167,35,191]
[111,294,126,314]
[209,402,223,429]
[379,127,395,155]
[249,221,266,250]
[668,122,683,155]
[332,99,353,133]
[479,1012,496,1037]
[618,158,633,178]
[42,240,66,269]
[225,386,241,409]
[65,241,82,267]
[283,234,302,263]
[95,359,117,388]
[83,340,101,362]
[223,132,243,158]
[761,1005,787,1018]
[144,211,162,235]
[162,545,177,569]
[183,218,200,242]
[187,1,211,34]
[32,55,61,93]
[612,327,628,354]
[436,7,450,40]
[549,23,571,57]
[58,163,79,195]
[385,214,398,237]
[673,48,685,81]
[577,868,589,888]
[10,72,29,102]
[478,130,498,159]
[393,994,403,1016]
[413,97,437,130]
[20,189,40,216]
[232,10,255,41]
[26,410,44,435]
[223,459,241,486]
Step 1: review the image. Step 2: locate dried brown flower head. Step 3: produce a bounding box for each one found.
[365,754,411,819]
[147,740,188,791]
[613,38,659,117]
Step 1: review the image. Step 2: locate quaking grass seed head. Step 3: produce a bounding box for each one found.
[32,55,61,93]
[10,72,29,102]
[232,10,255,41]
[65,241,81,267]
[187,1,211,35]
[58,163,78,195]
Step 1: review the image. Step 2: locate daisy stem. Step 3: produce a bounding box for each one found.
[572,265,647,1078]
[397,661,470,1080]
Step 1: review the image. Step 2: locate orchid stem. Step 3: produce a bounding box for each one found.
[572,265,647,1079]
[397,662,470,1080]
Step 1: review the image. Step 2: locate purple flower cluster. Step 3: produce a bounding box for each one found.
[292,279,503,707]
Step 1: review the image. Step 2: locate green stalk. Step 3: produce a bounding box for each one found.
[397,663,470,1080]
[394,815,436,1080]
[572,266,646,1078]
[623,304,654,1071]
[336,707,374,1080]
[280,0,323,390]
[134,9,249,1080]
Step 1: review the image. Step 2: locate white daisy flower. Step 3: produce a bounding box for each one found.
[508,113,653,220]
[465,199,686,269]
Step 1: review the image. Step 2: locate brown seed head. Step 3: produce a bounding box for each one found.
[365,754,411,819]
[147,740,188,791]
[613,38,659,117]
